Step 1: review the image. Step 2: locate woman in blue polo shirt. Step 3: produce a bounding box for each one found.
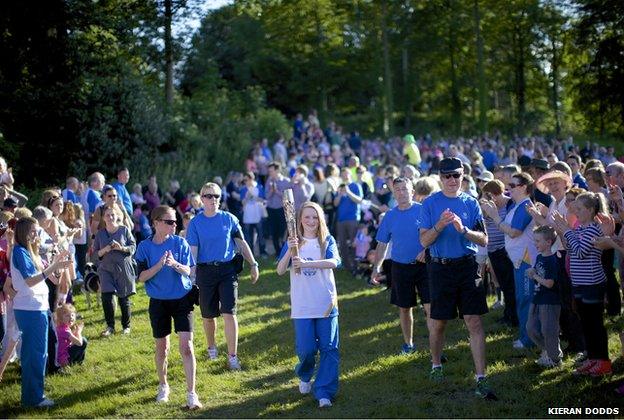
[11,217,72,408]
[135,205,202,410]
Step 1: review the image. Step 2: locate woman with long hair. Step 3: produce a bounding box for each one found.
[11,217,71,407]
[276,201,341,408]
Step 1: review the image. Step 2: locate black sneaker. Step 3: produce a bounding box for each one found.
[475,377,498,401]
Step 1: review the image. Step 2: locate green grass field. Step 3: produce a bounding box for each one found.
[1,266,622,418]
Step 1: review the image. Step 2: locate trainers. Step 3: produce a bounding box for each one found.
[100,327,115,337]
[299,380,312,394]
[586,359,612,377]
[400,343,415,355]
[429,366,444,381]
[36,398,55,408]
[122,328,131,335]
[475,377,498,401]
[512,339,526,349]
[491,301,504,310]
[186,391,203,410]
[319,398,332,408]
[573,359,597,376]
[572,351,588,367]
[156,383,170,403]
[228,354,242,371]
[207,346,218,361]
[535,355,561,368]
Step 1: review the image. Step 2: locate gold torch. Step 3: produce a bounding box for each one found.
[282,189,301,274]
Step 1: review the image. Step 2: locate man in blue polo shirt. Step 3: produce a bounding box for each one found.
[333,168,363,273]
[372,177,431,355]
[420,157,496,400]
[112,168,133,216]
[186,182,259,371]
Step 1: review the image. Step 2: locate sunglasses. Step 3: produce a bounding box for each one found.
[159,219,177,226]
[202,193,221,200]
[442,173,461,180]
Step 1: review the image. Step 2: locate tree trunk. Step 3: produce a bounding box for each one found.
[448,5,461,136]
[513,19,526,136]
[164,0,174,109]
[402,45,411,130]
[473,0,487,134]
[381,0,394,136]
[550,37,561,137]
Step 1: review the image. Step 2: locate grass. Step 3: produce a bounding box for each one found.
[0,265,622,418]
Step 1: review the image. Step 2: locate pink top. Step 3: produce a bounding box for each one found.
[56,323,72,366]
[354,232,372,259]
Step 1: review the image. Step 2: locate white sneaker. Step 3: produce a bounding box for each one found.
[36,398,55,408]
[319,398,332,408]
[207,346,218,361]
[535,355,561,368]
[512,339,526,349]
[491,300,504,310]
[156,383,170,403]
[299,380,312,394]
[122,328,131,335]
[535,350,549,365]
[186,391,203,410]
[228,355,242,371]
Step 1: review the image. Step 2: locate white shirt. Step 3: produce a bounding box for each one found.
[290,238,338,319]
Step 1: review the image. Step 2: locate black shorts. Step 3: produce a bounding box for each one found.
[196,263,238,318]
[390,261,430,308]
[148,292,194,339]
[427,257,488,320]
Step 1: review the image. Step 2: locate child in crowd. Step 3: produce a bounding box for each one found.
[179,212,194,238]
[353,222,372,261]
[55,304,87,367]
[525,226,562,368]
[554,192,611,376]
[188,193,203,215]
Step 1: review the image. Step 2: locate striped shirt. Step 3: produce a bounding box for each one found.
[564,223,606,286]
[484,204,507,253]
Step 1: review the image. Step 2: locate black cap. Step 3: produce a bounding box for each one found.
[517,155,532,167]
[531,158,549,171]
[3,197,18,209]
[439,157,463,174]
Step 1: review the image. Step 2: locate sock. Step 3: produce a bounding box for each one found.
[432,364,442,369]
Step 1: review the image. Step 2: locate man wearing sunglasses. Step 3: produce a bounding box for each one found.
[186,182,259,371]
[420,157,496,400]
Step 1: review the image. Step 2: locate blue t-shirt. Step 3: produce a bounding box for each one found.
[573,173,588,190]
[62,189,79,204]
[186,211,242,263]
[138,213,152,238]
[421,191,484,258]
[510,198,533,231]
[135,235,194,300]
[240,184,266,200]
[376,203,424,264]
[86,189,102,214]
[336,183,363,222]
[12,245,38,279]
[481,150,498,171]
[113,181,133,215]
[532,253,561,305]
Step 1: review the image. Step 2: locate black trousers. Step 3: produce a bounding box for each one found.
[102,293,131,330]
[577,299,608,360]
[68,338,88,365]
[602,248,622,316]
[558,251,586,352]
[267,207,286,255]
[488,248,518,326]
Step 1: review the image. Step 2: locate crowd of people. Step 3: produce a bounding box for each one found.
[0,109,623,410]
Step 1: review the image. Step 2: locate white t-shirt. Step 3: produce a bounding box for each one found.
[289,237,339,319]
[11,245,49,311]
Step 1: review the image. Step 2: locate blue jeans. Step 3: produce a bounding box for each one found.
[514,261,535,347]
[14,310,48,406]
[293,314,340,401]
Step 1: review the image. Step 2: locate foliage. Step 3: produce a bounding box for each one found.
[0,267,622,418]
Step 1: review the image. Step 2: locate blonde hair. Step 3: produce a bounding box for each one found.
[55,303,77,325]
[576,191,608,216]
[14,217,43,271]
[297,201,330,255]
[14,207,32,219]
[200,182,221,195]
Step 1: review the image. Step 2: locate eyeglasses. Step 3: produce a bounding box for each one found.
[159,219,177,226]
[442,173,461,180]
[202,193,221,200]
